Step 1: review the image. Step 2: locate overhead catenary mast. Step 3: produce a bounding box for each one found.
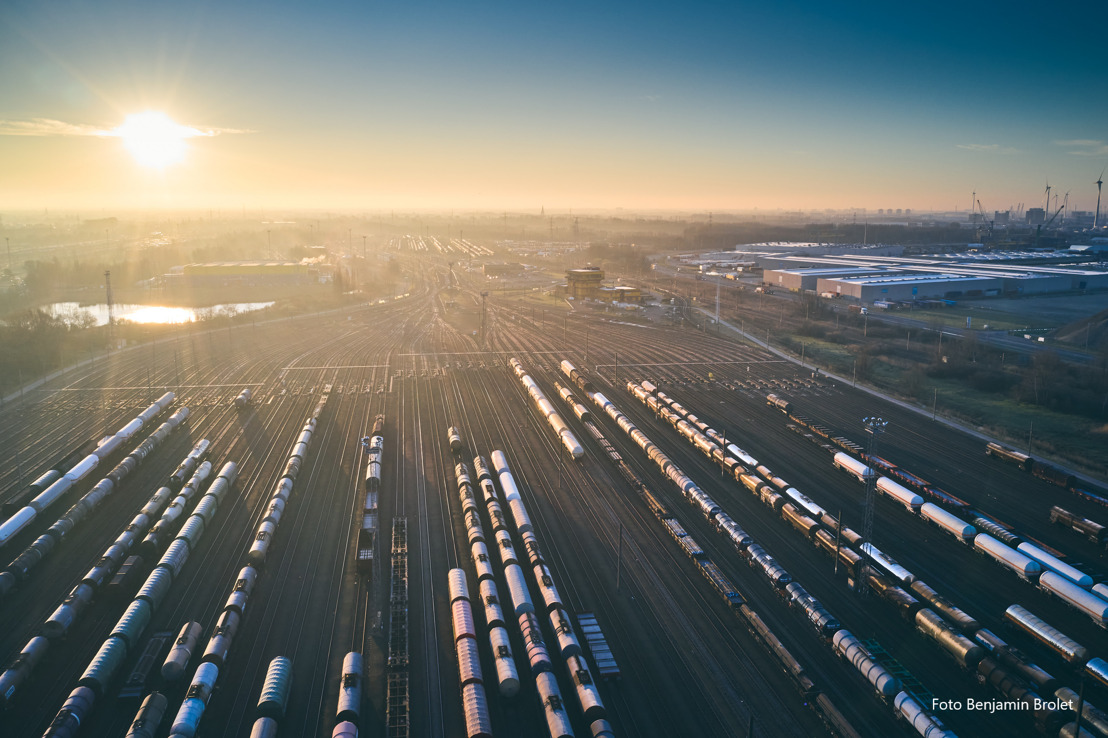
[1096,167,1104,230]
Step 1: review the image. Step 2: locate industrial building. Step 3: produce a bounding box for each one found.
[564,267,643,303]
[761,250,1108,303]
[817,273,1003,302]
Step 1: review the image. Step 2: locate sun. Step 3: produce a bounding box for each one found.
[113,111,196,168]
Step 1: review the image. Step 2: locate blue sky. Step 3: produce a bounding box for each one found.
[1,0,1104,212]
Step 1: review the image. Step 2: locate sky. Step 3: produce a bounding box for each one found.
[1,0,1106,214]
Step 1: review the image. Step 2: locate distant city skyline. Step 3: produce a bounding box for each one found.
[1,0,1105,213]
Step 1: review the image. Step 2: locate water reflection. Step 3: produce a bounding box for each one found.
[45,301,275,326]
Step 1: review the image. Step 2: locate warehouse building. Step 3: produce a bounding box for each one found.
[817,273,1003,302]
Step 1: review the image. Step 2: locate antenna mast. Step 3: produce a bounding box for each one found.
[1096,168,1105,230]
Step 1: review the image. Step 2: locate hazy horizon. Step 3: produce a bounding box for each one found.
[3,0,1105,213]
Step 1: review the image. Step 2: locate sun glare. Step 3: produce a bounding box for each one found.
[113,111,195,168]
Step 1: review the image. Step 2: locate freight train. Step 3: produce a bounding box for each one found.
[986,442,1078,490]
[626,379,1108,736]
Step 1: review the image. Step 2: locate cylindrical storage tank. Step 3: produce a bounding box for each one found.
[248,520,278,566]
[559,431,584,460]
[176,515,206,549]
[461,683,494,738]
[78,636,129,696]
[909,580,980,634]
[50,686,96,737]
[225,566,258,615]
[894,691,953,738]
[473,455,492,482]
[248,717,279,738]
[536,671,574,738]
[464,509,484,546]
[191,496,219,524]
[921,503,976,543]
[186,661,219,704]
[1055,687,1108,737]
[202,609,241,666]
[157,538,191,578]
[1004,604,1088,664]
[456,635,483,687]
[448,568,469,604]
[914,608,984,667]
[493,529,518,566]
[111,598,153,648]
[503,564,534,616]
[519,612,552,675]
[478,579,505,628]
[162,621,203,681]
[263,496,286,524]
[507,498,533,535]
[125,691,168,738]
[42,583,96,640]
[550,608,581,658]
[274,477,295,502]
[0,636,50,707]
[336,651,363,724]
[590,718,616,737]
[521,530,544,567]
[257,656,293,719]
[832,630,900,697]
[170,696,206,738]
[1038,571,1108,625]
[975,535,1041,579]
[332,721,359,738]
[533,564,563,614]
[1019,543,1094,588]
[471,542,495,582]
[452,599,476,643]
[567,653,606,723]
[1087,658,1108,690]
[489,626,520,698]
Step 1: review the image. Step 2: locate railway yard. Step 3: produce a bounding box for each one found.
[2,261,1108,738]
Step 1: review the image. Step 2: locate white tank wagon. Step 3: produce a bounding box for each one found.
[510,358,584,459]
[536,671,574,738]
[1017,542,1094,588]
[167,661,218,736]
[461,682,494,738]
[334,652,364,725]
[488,626,520,697]
[832,452,871,483]
[875,477,923,514]
[1037,571,1108,627]
[861,543,915,586]
[920,503,975,543]
[974,534,1042,580]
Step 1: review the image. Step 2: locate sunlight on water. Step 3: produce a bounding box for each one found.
[45,301,275,326]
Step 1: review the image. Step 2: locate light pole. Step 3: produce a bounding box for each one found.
[859,416,887,597]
